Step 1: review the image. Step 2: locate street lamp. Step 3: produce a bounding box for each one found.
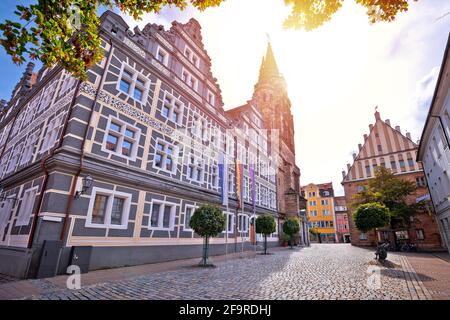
[75,175,93,198]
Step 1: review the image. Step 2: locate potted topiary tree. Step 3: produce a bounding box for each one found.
[283,217,300,249]
[255,214,276,254]
[189,204,226,267]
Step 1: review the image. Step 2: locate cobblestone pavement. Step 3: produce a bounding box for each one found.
[0,274,18,284]
[22,244,433,300]
[404,253,450,300]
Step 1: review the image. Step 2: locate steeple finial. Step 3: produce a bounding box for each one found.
[257,39,280,83]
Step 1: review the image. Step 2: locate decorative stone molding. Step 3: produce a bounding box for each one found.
[123,37,146,59]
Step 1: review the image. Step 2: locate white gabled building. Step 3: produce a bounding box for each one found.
[417,33,450,253]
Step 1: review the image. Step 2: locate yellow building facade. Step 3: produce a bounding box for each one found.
[302,183,337,243]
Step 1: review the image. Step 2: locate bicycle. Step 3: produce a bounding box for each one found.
[400,243,417,252]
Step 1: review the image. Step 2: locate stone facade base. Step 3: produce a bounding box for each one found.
[0,246,34,279]
[1,241,280,279]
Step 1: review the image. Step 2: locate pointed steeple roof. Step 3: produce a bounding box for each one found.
[258,41,280,82]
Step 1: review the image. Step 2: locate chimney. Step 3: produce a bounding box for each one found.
[347,163,351,171]
[395,126,401,133]
[353,153,357,160]
[363,134,368,140]
[369,124,373,131]
[406,132,411,140]
[385,119,390,126]
[358,143,362,150]
[342,170,346,179]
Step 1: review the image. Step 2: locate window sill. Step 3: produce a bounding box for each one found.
[85,223,128,230]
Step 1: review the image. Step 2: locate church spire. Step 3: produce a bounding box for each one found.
[257,41,280,83]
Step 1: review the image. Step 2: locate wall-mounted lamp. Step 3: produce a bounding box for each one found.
[75,175,93,198]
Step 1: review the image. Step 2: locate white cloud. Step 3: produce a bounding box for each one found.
[121,0,450,196]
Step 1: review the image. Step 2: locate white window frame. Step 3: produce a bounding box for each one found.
[207,90,215,107]
[181,68,198,91]
[148,200,177,231]
[184,204,197,231]
[117,64,151,103]
[225,212,235,234]
[59,70,77,97]
[85,187,132,230]
[5,143,23,175]
[186,152,205,183]
[153,139,179,174]
[156,46,169,67]
[102,116,141,161]
[238,214,249,233]
[16,187,38,227]
[161,92,184,125]
[40,113,63,153]
[184,46,200,68]
[0,194,16,234]
[20,130,40,166]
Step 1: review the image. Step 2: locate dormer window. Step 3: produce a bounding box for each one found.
[156,46,169,66]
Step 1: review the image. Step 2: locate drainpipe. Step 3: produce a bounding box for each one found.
[27,79,83,249]
[59,40,114,242]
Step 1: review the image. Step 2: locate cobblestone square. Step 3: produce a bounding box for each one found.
[12,244,443,300]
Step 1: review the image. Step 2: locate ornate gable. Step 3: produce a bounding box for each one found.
[343,110,420,183]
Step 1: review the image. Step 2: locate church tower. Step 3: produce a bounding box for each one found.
[251,42,303,219]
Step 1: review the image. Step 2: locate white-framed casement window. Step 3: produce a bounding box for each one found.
[207,90,215,107]
[20,130,40,166]
[102,116,141,160]
[37,80,57,112]
[186,153,204,182]
[184,205,197,231]
[117,64,150,103]
[11,112,25,137]
[153,139,178,173]
[16,187,38,227]
[59,71,77,97]
[184,46,200,68]
[238,214,249,233]
[5,143,23,175]
[156,46,169,67]
[228,172,234,196]
[211,164,219,189]
[86,187,131,229]
[149,201,176,231]
[0,123,11,148]
[244,177,250,201]
[161,92,184,125]
[181,68,198,91]
[270,191,276,209]
[0,195,16,234]
[22,101,37,130]
[225,212,235,234]
[359,233,368,240]
[40,113,63,153]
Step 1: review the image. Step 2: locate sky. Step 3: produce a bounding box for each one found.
[1,0,450,196]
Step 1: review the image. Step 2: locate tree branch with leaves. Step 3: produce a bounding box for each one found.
[0,0,418,80]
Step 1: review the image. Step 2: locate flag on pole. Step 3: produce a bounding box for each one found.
[250,163,255,210]
[235,159,243,208]
[219,151,228,206]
